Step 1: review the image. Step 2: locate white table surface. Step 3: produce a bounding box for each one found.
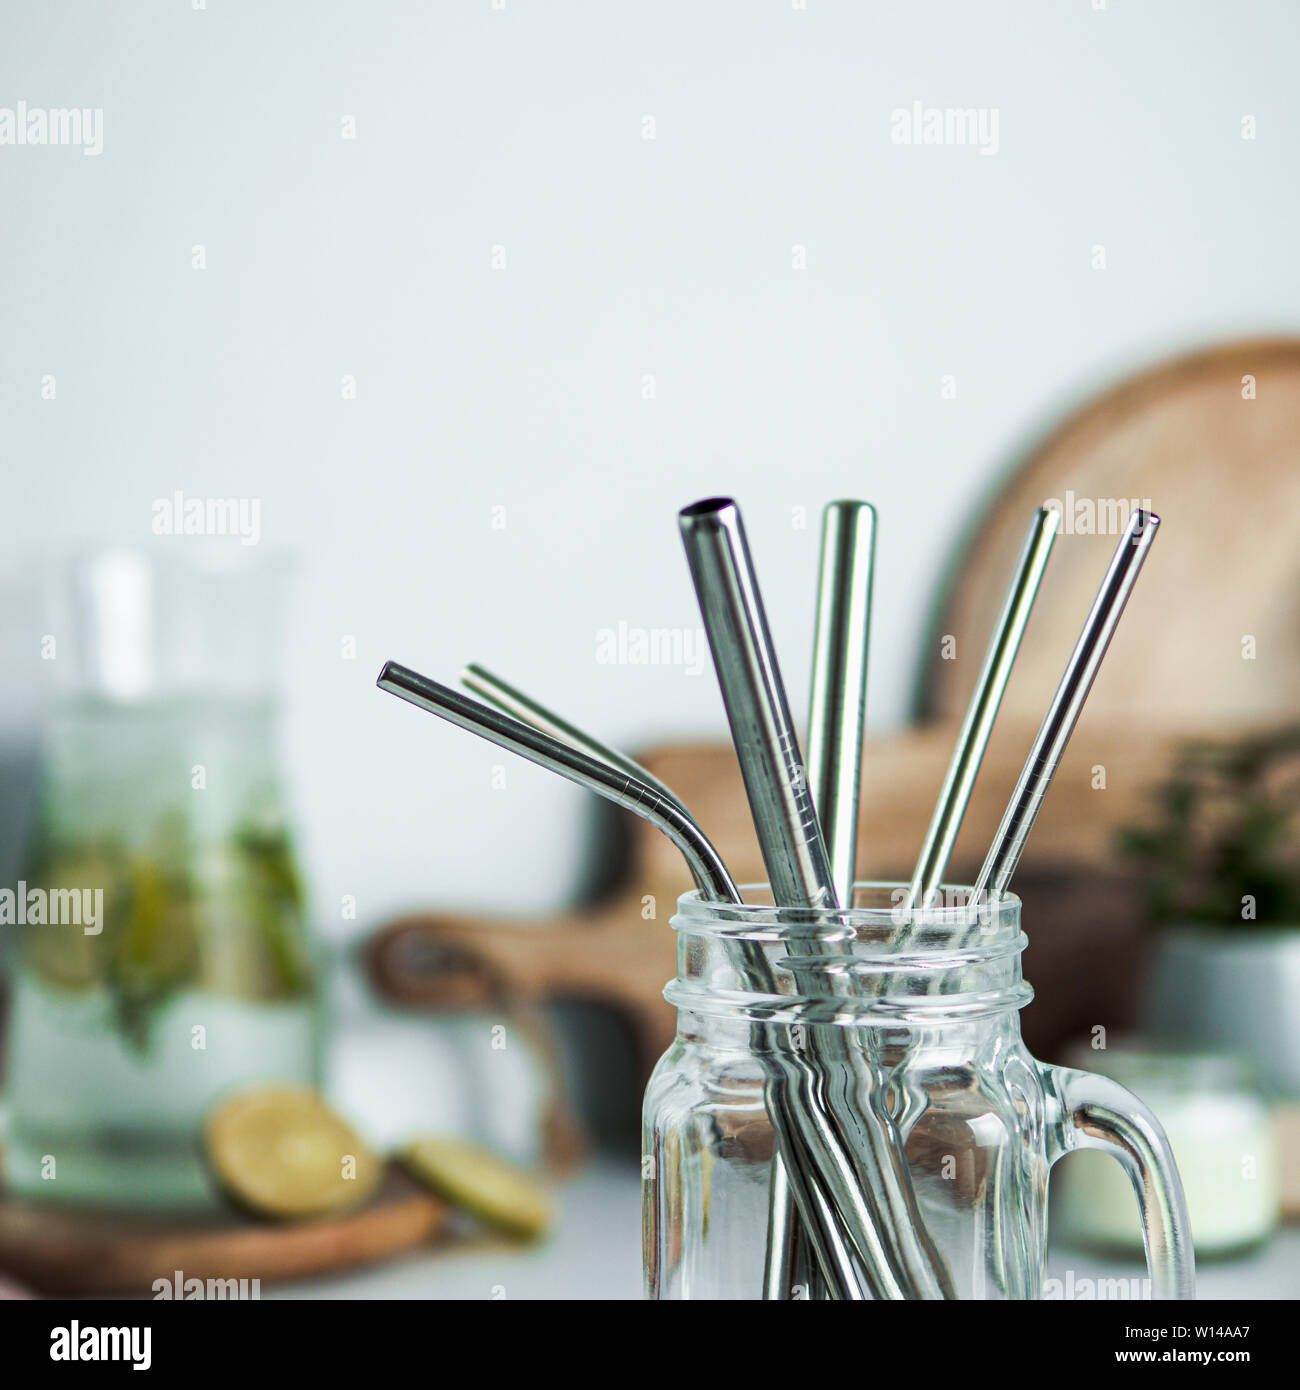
[269,1159,1300,1301]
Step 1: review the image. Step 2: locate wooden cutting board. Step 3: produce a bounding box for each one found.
[923,337,1300,728]
[367,339,1300,1073]
[0,1164,447,1296]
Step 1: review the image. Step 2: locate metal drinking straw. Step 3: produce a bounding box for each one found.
[379,662,729,897]
[680,498,950,1301]
[679,498,839,909]
[887,509,1057,1151]
[807,501,876,907]
[775,501,874,1301]
[377,660,862,1295]
[461,656,711,884]
[462,664,696,827]
[767,501,877,1300]
[803,500,954,1302]
[965,508,1161,926]
[462,662,713,900]
[940,510,1165,1295]
[902,506,1060,914]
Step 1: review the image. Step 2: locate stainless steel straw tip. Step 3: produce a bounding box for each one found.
[679,496,739,527]
[378,660,434,699]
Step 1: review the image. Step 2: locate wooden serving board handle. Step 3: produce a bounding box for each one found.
[365,899,680,1072]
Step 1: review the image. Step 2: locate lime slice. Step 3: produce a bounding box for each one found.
[401,1136,552,1240]
[205,1086,381,1220]
[23,843,125,992]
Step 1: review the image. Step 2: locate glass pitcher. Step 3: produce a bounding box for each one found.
[3,548,321,1209]
[643,885,1195,1300]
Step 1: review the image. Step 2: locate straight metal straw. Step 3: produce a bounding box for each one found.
[967,508,1161,920]
[680,497,950,1301]
[679,498,870,1299]
[804,500,957,1301]
[807,501,876,906]
[902,506,1060,913]
[377,659,862,1294]
[940,509,1164,1297]
[889,509,1057,1152]
[773,501,875,1302]
[679,498,839,909]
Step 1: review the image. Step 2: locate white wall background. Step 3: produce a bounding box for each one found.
[3,0,1298,938]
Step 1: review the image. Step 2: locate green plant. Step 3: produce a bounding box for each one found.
[1119,724,1300,929]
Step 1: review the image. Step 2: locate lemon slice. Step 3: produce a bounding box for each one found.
[401,1136,552,1240]
[205,1086,381,1220]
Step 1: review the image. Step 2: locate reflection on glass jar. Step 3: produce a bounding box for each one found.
[4,549,321,1209]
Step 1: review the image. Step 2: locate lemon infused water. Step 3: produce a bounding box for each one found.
[3,553,321,1209]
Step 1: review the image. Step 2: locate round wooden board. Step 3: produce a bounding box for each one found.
[0,1163,447,1296]
[920,338,1300,729]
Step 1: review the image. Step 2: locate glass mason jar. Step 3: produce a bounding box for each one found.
[643,885,1195,1300]
[3,549,322,1209]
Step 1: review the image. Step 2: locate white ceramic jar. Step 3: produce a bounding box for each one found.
[1056,1043,1279,1257]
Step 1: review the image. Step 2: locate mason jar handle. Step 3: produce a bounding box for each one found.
[1042,1064,1196,1300]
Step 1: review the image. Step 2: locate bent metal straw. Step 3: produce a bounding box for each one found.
[461,662,710,882]
[679,497,951,1301]
[462,665,690,815]
[377,659,863,1296]
[379,663,732,899]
